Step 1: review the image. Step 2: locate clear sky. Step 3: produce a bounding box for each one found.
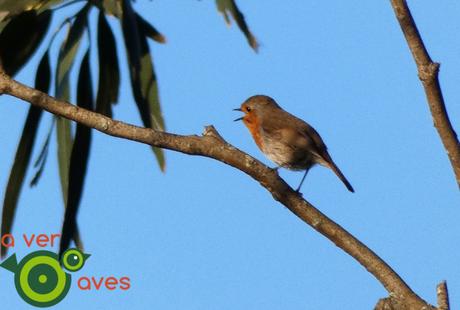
[1,1,459,309]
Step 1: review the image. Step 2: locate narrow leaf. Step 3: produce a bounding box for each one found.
[101,0,122,17]
[120,0,146,124]
[33,119,53,169]
[0,9,52,75]
[0,50,50,257]
[55,4,90,250]
[29,51,52,187]
[35,51,51,93]
[1,108,41,258]
[121,0,165,170]
[55,4,89,99]
[139,28,165,169]
[30,118,54,187]
[76,51,94,109]
[215,0,258,51]
[54,4,90,188]
[135,13,166,44]
[30,146,49,187]
[59,50,93,256]
[96,10,120,117]
[55,117,72,205]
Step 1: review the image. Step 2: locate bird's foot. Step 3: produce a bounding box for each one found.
[294,187,303,197]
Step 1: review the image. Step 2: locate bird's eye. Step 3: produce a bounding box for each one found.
[245,106,251,112]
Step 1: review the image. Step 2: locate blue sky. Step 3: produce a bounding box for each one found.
[0,1,459,309]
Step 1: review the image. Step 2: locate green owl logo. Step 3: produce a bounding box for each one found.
[0,248,90,307]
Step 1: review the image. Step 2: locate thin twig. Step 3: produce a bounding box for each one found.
[389,0,460,189]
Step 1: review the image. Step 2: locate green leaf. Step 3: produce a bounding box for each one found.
[120,0,144,120]
[55,3,89,196]
[139,28,165,169]
[29,51,52,187]
[1,107,42,258]
[96,10,120,117]
[55,4,89,99]
[59,50,93,256]
[216,0,258,51]
[30,118,53,187]
[0,51,50,257]
[138,31,165,132]
[35,50,51,92]
[55,4,89,251]
[76,50,94,110]
[135,13,166,44]
[101,0,122,17]
[56,114,85,251]
[121,0,165,171]
[55,118,72,204]
[0,9,52,76]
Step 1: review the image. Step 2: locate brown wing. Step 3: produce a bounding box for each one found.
[260,108,354,192]
[289,112,355,193]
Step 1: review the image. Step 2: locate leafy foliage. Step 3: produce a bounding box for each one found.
[216,0,258,51]
[0,0,258,256]
[0,10,52,75]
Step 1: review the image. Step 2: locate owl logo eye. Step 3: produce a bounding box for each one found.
[61,248,90,272]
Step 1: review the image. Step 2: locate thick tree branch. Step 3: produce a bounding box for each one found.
[389,0,460,189]
[0,71,435,309]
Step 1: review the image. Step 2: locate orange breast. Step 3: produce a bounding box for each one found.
[243,113,264,151]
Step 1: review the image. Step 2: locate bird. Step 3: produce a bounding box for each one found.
[234,95,354,192]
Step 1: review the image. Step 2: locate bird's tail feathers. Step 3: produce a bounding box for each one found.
[327,160,354,193]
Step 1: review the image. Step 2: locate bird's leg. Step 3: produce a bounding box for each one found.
[271,165,281,172]
[295,169,310,192]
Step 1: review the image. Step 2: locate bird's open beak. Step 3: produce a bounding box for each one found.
[233,108,243,121]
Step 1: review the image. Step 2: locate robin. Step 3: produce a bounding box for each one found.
[234,95,354,192]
